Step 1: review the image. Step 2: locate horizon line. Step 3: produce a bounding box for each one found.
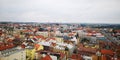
[0,21,120,24]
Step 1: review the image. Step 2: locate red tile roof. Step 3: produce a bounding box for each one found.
[71,54,78,59]
[7,38,13,42]
[101,49,113,55]
[41,55,52,60]
[68,33,74,36]
[34,35,45,40]
[78,44,97,53]
[0,44,15,51]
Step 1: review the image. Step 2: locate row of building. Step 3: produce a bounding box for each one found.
[0,23,120,60]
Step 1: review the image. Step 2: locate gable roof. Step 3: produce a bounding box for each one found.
[41,55,52,60]
[101,49,113,55]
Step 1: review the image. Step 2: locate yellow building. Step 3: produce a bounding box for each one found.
[26,44,44,60]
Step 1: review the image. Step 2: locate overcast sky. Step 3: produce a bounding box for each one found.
[0,0,120,23]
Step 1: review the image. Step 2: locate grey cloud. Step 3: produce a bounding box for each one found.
[0,0,120,23]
